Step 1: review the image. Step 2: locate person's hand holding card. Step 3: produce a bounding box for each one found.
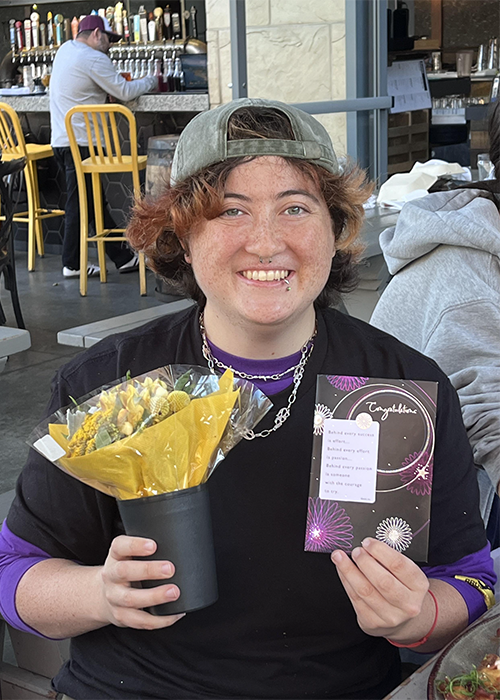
[331,537,432,643]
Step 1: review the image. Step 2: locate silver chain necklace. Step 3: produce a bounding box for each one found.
[199,313,316,439]
[200,317,300,382]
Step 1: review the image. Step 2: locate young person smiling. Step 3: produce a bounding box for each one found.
[0,99,494,700]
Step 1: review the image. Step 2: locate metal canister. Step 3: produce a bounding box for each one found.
[487,38,497,70]
[477,44,485,72]
[431,51,441,72]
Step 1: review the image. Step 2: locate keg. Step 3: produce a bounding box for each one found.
[145,134,183,301]
[145,134,180,198]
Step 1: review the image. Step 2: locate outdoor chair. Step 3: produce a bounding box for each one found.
[0,156,27,329]
[65,104,147,296]
[0,102,64,272]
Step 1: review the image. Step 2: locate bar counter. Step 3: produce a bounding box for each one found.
[0,92,209,113]
[3,92,209,253]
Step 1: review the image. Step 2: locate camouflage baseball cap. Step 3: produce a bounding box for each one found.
[170,97,339,185]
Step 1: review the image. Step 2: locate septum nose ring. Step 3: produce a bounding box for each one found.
[259,256,273,264]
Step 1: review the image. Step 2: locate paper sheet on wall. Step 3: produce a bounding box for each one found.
[387,60,432,113]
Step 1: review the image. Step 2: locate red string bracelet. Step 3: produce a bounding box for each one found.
[387,590,439,648]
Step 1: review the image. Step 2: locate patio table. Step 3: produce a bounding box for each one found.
[383,603,500,700]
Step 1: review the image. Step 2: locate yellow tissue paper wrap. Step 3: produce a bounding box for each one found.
[29,366,271,501]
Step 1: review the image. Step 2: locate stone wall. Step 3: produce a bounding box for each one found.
[205,0,347,154]
[443,0,500,50]
[413,0,431,39]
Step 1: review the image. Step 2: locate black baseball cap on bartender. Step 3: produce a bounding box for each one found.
[78,15,121,43]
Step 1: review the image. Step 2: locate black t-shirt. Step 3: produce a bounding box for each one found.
[8,306,486,700]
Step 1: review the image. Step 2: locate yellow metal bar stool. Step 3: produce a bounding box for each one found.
[65,104,147,296]
[0,102,64,272]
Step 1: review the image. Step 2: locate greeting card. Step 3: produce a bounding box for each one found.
[305,376,438,562]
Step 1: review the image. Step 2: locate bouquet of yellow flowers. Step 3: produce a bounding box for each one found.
[29,366,271,615]
[29,365,271,501]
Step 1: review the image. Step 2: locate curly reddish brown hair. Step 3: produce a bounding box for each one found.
[127,107,373,308]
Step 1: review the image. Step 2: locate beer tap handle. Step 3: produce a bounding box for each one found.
[123,11,130,42]
[180,0,188,41]
[47,12,54,48]
[54,15,63,47]
[9,19,16,56]
[164,5,172,40]
[115,2,124,39]
[154,7,163,42]
[139,6,148,43]
[63,18,71,42]
[15,20,24,52]
[71,16,79,40]
[171,12,181,40]
[104,8,113,38]
[15,20,24,53]
[189,6,197,39]
[148,13,156,42]
[24,19,32,51]
[133,14,141,43]
[31,12,40,48]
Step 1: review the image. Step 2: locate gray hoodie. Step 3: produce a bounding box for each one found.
[370,188,500,520]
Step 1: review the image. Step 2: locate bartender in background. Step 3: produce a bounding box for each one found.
[50,14,157,279]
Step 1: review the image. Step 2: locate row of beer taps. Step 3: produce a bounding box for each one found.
[9,11,67,55]
[110,46,186,87]
[8,3,202,62]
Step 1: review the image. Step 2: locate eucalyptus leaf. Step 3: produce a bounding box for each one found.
[95,428,114,450]
[175,369,196,394]
[66,409,87,440]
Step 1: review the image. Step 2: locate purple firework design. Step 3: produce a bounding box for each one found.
[400,452,433,495]
[326,375,369,392]
[305,497,354,553]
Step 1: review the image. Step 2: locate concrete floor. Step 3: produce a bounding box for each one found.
[0,249,164,493]
[0,249,381,495]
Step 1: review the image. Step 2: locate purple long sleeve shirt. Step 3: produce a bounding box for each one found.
[0,521,495,639]
[0,523,55,637]
[3,347,495,638]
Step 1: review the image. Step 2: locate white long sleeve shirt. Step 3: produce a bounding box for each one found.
[50,40,157,147]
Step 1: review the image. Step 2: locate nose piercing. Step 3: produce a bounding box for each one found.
[259,256,272,264]
[283,278,291,292]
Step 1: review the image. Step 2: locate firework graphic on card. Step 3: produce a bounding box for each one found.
[305,497,354,553]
